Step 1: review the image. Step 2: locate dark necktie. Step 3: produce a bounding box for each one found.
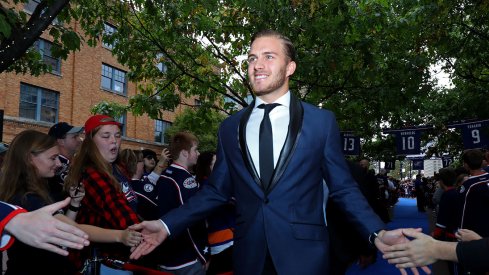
[258,103,280,190]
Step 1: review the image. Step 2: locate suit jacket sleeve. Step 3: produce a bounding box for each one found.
[0,201,27,250]
[320,111,385,239]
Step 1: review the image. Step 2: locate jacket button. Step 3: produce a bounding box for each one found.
[264,198,269,204]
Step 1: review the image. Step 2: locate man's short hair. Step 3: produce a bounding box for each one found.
[169,132,198,159]
[462,149,484,170]
[437,167,456,187]
[251,29,296,62]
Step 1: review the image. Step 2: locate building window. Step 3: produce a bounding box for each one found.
[24,0,59,24]
[24,0,40,13]
[101,64,127,95]
[33,39,61,74]
[19,83,59,123]
[194,99,201,107]
[115,113,127,136]
[155,120,171,144]
[156,53,168,73]
[103,23,117,50]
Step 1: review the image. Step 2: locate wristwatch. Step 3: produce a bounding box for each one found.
[68,204,81,212]
[368,229,383,245]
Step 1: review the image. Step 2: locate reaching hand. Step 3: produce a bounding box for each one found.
[380,229,433,275]
[456,229,481,242]
[152,148,171,175]
[128,220,168,259]
[376,228,431,275]
[69,183,85,206]
[155,148,171,170]
[5,198,89,256]
[120,229,143,247]
[159,148,170,165]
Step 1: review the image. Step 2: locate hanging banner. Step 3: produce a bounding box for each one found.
[447,119,489,149]
[383,126,432,155]
[410,157,425,170]
[441,155,454,168]
[384,159,396,170]
[340,132,360,156]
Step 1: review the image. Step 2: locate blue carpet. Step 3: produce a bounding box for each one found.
[345,198,431,275]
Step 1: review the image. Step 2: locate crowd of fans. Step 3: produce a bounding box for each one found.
[0,116,235,275]
[0,114,488,275]
[383,150,489,275]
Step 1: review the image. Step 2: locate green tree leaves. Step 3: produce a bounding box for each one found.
[2,0,489,158]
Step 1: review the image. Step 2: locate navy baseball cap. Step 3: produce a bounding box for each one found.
[48,122,84,139]
[142,149,157,159]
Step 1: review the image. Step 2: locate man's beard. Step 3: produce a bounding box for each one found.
[251,67,287,97]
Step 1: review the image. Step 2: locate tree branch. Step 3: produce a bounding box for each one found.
[0,0,70,73]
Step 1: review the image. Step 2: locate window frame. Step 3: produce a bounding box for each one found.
[19,83,59,123]
[24,0,59,24]
[194,99,202,107]
[154,119,171,144]
[102,22,117,50]
[23,0,40,14]
[101,63,127,95]
[116,113,127,136]
[34,38,61,74]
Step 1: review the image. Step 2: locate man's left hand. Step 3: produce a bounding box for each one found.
[375,228,431,275]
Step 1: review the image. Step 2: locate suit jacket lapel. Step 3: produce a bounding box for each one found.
[266,93,304,194]
[238,101,262,187]
[238,95,304,194]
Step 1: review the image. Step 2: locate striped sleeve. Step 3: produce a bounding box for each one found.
[0,202,27,250]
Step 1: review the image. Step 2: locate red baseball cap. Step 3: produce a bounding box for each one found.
[84,115,122,134]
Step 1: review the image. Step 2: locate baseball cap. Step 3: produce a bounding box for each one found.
[142,149,157,160]
[0,143,8,154]
[84,115,122,134]
[48,122,84,139]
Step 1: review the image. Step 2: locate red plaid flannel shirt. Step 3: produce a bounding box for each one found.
[76,166,139,228]
[71,167,140,268]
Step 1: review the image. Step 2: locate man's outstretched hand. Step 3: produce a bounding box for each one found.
[128,220,168,259]
[375,228,431,275]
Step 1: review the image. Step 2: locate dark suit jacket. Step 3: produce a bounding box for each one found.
[163,93,384,275]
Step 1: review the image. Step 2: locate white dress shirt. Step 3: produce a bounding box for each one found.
[246,92,291,176]
[163,92,292,234]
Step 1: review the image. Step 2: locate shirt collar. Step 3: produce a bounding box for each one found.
[58,154,69,163]
[254,91,290,109]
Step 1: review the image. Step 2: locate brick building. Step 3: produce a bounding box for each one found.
[0,6,193,151]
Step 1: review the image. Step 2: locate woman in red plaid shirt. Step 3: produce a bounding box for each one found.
[66,115,141,274]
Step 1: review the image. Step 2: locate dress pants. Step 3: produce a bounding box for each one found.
[262,249,278,275]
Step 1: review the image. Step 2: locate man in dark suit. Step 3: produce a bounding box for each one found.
[129,30,423,275]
